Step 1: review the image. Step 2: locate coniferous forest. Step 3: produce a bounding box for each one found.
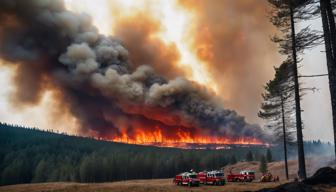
[0,123,332,186]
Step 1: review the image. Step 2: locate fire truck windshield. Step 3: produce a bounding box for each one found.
[215,173,224,177]
[189,174,197,178]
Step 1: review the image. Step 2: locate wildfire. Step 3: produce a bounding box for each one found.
[110,128,264,148]
[59,0,268,149]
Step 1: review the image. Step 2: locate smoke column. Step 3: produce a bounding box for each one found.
[0,0,266,144]
[102,0,280,124]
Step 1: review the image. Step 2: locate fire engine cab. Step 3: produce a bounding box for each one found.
[173,172,200,187]
[197,170,226,185]
[227,169,256,182]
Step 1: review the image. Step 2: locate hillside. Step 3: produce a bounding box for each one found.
[2,161,336,192]
[223,158,336,180]
[0,123,332,186]
[0,123,268,186]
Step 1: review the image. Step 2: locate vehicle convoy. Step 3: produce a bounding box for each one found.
[173,171,200,187]
[197,170,226,185]
[227,169,256,182]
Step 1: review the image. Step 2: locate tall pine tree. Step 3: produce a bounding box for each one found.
[268,0,321,179]
[259,60,295,180]
[320,0,336,162]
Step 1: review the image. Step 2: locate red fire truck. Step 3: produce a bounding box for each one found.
[197,170,226,185]
[226,170,256,182]
[173,172,200,187]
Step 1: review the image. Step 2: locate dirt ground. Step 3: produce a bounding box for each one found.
[1,157,335,192]
[0,179,282,192]
[223,156,336,181]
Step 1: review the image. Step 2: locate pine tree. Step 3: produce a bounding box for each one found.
[266,149,273,162]
[267,0,321,179]
[246,151,254,162]
[259,61,296,180]
[32,159,49,182]
[320,0,336,162]
[230,155,237,165]
[259,155,268,174]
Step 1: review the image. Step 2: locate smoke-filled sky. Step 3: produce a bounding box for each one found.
[0,0,333,143]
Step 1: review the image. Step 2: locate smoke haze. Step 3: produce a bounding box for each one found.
[0,0,269,143]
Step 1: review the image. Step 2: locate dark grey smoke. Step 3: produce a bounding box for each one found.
[0,0,266,141]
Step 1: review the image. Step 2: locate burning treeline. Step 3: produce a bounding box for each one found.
[0,0,272,145]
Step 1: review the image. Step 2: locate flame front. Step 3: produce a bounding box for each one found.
[110,127,264,147]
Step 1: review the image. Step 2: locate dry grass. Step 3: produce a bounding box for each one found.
[0,179,281,192]
[223,156,336,181]
[1,157,335,192]
[2,179,336,192]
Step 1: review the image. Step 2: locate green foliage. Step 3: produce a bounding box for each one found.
[259,155,268,174]
[246,151,254,162]
[230,155,237,165]
[258,60,296,144]
[0,123,331,185]
[266,149,273,162]
[1,157,32,185]
[32,159,49,182]
[0,123,259,185]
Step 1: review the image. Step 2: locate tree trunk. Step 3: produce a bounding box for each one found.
[281,95,289,180]
[289,5,307,180]
[325,0,336,57]
[322,0,336,163]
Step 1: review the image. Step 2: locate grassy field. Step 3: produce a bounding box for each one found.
[0,179,282,192]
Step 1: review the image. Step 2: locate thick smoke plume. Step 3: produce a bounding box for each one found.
[111,13,186,80]
[0,0,266,142]
[179,0,280,123]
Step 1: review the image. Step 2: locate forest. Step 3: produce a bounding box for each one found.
[1,1,336,191]
[0,123,332,185]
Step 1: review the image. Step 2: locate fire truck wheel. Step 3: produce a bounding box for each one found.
[188,182,192,187]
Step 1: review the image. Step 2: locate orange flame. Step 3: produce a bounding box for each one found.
[109,127,264,148]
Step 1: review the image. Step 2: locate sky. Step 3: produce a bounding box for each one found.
[0,0,334,142]
[299,18,333,142]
